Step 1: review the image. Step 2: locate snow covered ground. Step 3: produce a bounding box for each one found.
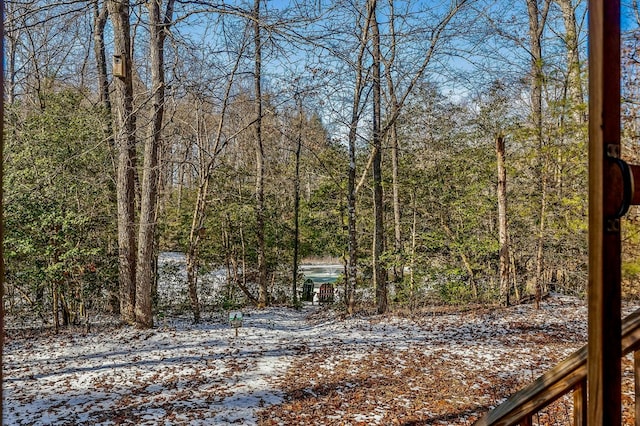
[4,295,640,425]
[5,308,298,425]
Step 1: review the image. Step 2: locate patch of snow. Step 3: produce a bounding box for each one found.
[5,293,639,424]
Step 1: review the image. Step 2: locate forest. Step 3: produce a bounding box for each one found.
[3,0,640,331]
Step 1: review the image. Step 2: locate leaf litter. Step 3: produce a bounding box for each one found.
[5,295,640,425]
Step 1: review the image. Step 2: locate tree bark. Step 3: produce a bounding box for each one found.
[556,0,583,109]
[186,240,201,322]
[92,0,115,189]
[390,123,403,285]
[496,136,510,306]
[346,3,374,315]
[370,0,387,314]
[136,0,174,328]
[0,2,4,411]
[185,166,209,323]
[5,1,18,106]
[108,0,137,324]
[347,114,358,314]
[93,1,110,112]
[292,94,303,306]
[383,0,403,287]
[52,281,58,333]
[254,0,268,308]
[526,0,551,309]
[409,187,418,301]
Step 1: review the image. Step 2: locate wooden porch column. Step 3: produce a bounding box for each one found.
[588,0,622,424]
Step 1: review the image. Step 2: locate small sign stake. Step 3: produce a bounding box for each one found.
[229,311,243,337]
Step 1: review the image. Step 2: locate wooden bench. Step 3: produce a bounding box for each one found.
[318,283,334,303]
[302,279,315,302]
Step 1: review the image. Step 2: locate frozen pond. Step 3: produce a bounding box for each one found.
[299,263,343,284]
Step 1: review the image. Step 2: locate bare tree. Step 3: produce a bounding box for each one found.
[1,0,5,416]
[496,135,510,305]
[370,0,387,314]
[5,0,20,106]
[527,0,552,309]
[345,1,374,315]
[183,34,252,322]
[93,0,110,112]
[292,92,303,306]
[135,0,175,328]
[107,0,137,324]
[555,0,583,110]
[253,0,268,307]
[381,0,469,303]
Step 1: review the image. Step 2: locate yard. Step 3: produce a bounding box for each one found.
[5,295,639,425]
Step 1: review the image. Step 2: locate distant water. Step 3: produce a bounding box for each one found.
[299,264,343,284]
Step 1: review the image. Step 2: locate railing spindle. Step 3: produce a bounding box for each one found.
[635,350,640,426]
[475,309,640,425]
[573,378,587,426]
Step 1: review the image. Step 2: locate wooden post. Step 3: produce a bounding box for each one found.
[588,0,622,424]
[635,350,640,426]
[573,379,587,426]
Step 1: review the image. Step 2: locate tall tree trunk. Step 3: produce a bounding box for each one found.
[346,3,374,315]
[347,117,358,314]
[254,0,268,308]
[186,235,202,322]
[384,0,402,286]
[370,0,387,314]
[0,1,4,411]
[185,153,210,323]
[93,1,110,113]
[390,124,403,285]
[52,282,58,333]
[223,217,233,297]
[384,0,403,287]
[240,224,249,298]
[185,101,207,323]
[136,0,174,328]
[556,0,583,110]
[93,0,115,187]
[108,0,137,324]
[409,187,417,301]
[5,1,17,106]
[526,0,550,309]
[535,168,549,305]
[292,95,303,306]
[496,136,510,306]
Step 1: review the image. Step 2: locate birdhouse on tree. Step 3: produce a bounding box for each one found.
[112,55,125,78]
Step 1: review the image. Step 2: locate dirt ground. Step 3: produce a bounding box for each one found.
[5,295,640,425]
